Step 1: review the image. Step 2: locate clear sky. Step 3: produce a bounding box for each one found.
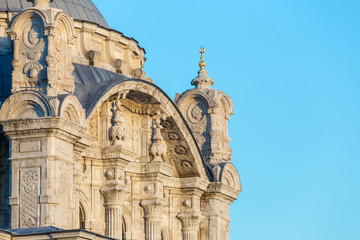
[93,0,360,239]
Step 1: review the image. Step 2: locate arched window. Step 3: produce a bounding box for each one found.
[122,215,126,240]
[79,203,86,229]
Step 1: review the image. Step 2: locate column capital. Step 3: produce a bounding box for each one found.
[140,199,167,217]
[101,184,126,205]
[177,212,203,231]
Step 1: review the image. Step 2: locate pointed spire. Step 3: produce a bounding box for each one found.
[191,46,214,89]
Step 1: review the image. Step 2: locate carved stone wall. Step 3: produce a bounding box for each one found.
[10,16,47,91]
[19,168,40,228]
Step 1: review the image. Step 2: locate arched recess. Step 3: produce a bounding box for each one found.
[0,131,10,229]
[122,206,132,240]
[59,95,85,126]
[0,90,54,121]
[79,202,86,229]
[83,79,211,180]
[78,190,90,230]
[219,163,241,192]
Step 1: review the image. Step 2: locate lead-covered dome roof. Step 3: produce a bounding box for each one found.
[0,0,109,28]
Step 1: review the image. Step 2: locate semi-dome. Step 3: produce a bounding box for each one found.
[0,0,109,28]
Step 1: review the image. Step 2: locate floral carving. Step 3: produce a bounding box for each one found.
[161,120,172,128]
[168,132,179,140]
[175,145,187,155]
[180,160,193,169]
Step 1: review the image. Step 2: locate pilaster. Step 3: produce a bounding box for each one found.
[141,199,167,240]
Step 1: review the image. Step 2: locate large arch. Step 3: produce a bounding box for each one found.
[83,79,212,180]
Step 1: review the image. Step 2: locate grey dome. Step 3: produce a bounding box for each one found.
[0,0,109,28]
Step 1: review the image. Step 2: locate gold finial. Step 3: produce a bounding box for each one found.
[199,46,206,70]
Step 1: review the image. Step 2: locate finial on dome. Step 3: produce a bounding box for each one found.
[199,46,206,70]
[28,0,54,8]
[191,46,214,89]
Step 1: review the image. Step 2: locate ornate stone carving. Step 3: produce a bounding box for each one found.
[21,20,46,89]
[87,50,101,66]
[141,199,167,240]
[140,199,167,217]
[187,102,206,124]
[168,132,179,140]
[144,184,155,194]
[114,59,122,73]
[177,212,203,240]
[175,145,187,155]
[180,160,193,169]
[89,111,98,137]
[132,68,145,78]
[105,168,115,180]
[20,168,40,228]
[161,120,172,128]
[182,199,192,208]
[101,187,125,205]
[110,98,126,146]
[150,113,167,162]
[177,213,202,230]
[101,187,126,239]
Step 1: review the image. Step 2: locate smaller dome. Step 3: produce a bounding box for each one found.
[0,0,109,29]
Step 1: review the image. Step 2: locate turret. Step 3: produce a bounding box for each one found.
[175,47,234,165]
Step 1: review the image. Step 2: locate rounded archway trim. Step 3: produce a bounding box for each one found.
[84,78,212,181]
[0,90,55,121]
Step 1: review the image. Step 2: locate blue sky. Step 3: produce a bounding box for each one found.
[93,0,360,239]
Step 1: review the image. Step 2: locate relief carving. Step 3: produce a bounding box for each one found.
[143,184,155,194]
[89,111,98,137]
[20,168,40,228]
[110,98,126,146]
[105,168,115,180]
[21,19,46,89]
[175,145,187,155]
[187,101,206,124]
[180,160,193,169]
[168,132,179,140]
[150,113,167,162]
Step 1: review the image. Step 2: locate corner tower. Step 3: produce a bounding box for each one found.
[175,48,233,166]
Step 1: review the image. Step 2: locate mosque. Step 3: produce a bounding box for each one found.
[0,0,241,239]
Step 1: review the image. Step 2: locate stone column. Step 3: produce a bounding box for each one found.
[141,199,167,240]
[101,187,125,239]
[177,213,203,240]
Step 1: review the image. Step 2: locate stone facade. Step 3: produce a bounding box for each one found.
[0,1,241,240]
